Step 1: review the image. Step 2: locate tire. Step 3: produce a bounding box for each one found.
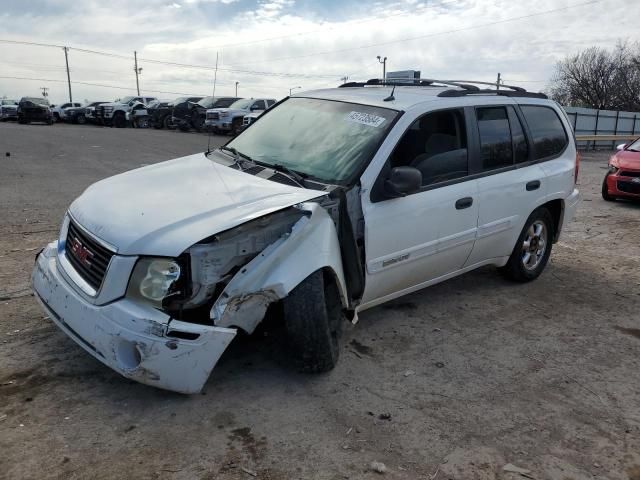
[77,114,86,125]
[230,117,243,136]
[602,174,616,201]
[283,270,343,373]
[53,113,61,122]
[501,207,554,282]
[112,111,126,128]
[163,115,174,130]
[191,111,203,132]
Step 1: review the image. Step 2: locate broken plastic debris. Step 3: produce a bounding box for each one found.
[370,461,387,474]
[502,463,531,475]
[241,466,257,477]
[403,370,415,377]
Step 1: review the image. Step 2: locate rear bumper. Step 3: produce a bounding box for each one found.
[31,242,236,394]
[606,173,640,198]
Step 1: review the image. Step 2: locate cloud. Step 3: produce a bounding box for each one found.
[0,0,636,103]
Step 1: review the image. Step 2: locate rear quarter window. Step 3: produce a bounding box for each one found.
[520,105,568,160]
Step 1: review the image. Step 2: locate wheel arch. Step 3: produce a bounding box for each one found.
[212,204,349,334]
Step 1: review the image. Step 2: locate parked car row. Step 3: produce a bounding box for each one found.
[2,94,277,135]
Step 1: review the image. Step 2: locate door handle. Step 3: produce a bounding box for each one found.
[455,197,473,210]
[526,180,541,191]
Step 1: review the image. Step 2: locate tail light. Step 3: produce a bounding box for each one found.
[574,151,581,184]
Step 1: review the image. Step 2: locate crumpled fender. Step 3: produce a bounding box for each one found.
[212,202,348,333]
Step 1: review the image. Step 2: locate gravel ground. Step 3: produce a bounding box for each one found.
[0,122,639,480]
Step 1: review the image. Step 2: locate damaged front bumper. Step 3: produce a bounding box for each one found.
[31,242,236,394]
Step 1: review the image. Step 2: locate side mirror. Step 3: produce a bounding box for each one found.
[384,166,422,198]
[616,143,627,151]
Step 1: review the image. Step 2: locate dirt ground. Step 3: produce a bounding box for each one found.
[0,122,639,480]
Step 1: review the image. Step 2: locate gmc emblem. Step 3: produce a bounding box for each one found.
[69,236,93,267]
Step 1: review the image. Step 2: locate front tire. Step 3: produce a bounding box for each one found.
[283,270,343,373]
[501,207,554,282]
[191,111,203,132]
[602,174,616,201]
[112,112,126,128]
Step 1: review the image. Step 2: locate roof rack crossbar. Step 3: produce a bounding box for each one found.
[444,80,526,92]
[338,77,546,99]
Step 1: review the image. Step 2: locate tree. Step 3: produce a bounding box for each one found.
[550,43,640,111]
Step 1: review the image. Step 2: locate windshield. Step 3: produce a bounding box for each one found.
[22,97,49,105]
[2,100,17,105]
[229,98,252,110]
[119,96,135,104]
[626,138,640,152]
[168,96,188,106]
[226,97,398,184]
[197,96,215,108]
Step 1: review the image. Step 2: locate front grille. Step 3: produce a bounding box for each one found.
[207,112,219,120]
[65,220,114,291]
[619,170,640,178]
[617,181,640,195]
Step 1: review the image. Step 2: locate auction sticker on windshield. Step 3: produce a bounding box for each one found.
[346,111,386,127]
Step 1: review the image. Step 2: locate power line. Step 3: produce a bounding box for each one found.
[0,39,344,79]
[226,0,602,67]
[0,76,201,96]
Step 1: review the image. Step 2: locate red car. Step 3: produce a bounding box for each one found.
[602,137,640,201]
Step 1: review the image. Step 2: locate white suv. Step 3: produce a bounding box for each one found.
[31,79,580,393]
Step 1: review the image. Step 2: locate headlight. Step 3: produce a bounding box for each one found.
[609,165,619,173]
[127,258,183,308]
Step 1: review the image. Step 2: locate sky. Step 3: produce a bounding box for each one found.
[0,0,637,104]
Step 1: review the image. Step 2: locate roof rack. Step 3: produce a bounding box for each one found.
[338,78,547,99]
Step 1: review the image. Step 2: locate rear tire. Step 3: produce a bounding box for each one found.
[501,207,554,282]
[163,115,173,129]
[77,114,86,125]
[602,174,616,201]
[283,270,343,373]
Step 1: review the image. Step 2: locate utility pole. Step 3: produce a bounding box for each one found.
[134,51,142,95]
[40,87,49,98]
[377,56,387,80]
[340,75,349,84]
[62,47,73,102]
[496,72,501,91]
[235,81,239,97]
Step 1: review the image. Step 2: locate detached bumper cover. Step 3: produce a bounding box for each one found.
[31,242,236,394]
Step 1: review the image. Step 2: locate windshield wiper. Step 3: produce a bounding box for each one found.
[271,163,307,188]
[219,146,253,169]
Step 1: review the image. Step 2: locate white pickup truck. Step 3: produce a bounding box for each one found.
[95,96,158,128]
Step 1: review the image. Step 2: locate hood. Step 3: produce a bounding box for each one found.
[613,150,640,170]
[69,153,326,257]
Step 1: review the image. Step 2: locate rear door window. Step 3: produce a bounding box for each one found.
[520,105,568,159]
[476,107,513,170]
